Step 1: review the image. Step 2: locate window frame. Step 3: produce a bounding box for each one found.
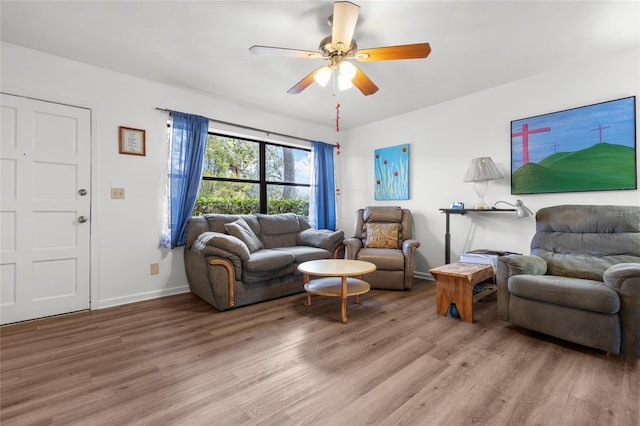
[200,132,311,214]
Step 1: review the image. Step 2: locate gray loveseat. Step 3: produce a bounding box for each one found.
[184,213,344,311]
[497,205,640,357]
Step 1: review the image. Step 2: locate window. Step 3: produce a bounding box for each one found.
[193,134,311,216]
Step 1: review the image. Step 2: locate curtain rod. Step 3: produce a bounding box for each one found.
[155,107,318,144]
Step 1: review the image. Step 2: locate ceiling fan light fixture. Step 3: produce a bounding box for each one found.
[337,60,356,91]
[338,74,354,90]
[313,66,332,87]
[339,60,356,80]
[249,1,429,98]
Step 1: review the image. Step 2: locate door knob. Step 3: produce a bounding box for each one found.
[78,216,88,223]
[78,189,88,196]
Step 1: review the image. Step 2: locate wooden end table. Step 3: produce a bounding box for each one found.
[298,259,376,324]
[429,262,496,323]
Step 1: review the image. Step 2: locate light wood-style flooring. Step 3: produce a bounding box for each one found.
[1,279,638,425]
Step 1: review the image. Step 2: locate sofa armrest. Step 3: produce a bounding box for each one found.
[298,228,345,252]
[604,263,640,291]
[497,255,548,278]
[343,237,362,260]
[192,232,250,262]
[496,255,547,322]
[190,232,249,285]
[402,238,420,255]
[604,263,640,357]
[209,258,236,308]
[402,239,420,289]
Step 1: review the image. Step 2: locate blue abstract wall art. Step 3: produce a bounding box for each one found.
[374,144,410,200]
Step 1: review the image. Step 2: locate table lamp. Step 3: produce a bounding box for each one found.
[463,157,503,209]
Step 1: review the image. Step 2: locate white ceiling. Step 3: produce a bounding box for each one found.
[1,1,638,130]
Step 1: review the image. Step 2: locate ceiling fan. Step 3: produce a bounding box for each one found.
[249,1,431,96]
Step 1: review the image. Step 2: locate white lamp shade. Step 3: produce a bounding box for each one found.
[337,61,356,91]
[463,157,503,182]
[338,74,354,90]
[313,66,332,87]
[339,61,357,80]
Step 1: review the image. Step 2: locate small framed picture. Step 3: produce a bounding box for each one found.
[119,126,146,156]
[451,202,464,210]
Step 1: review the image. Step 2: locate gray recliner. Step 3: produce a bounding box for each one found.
[497,205,640,357]
[343,206,420,290]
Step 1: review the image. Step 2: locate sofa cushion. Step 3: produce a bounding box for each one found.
[532,250,639,282]
[363,206,402,223]
[531,205,640,281]
[256,213,300,248]
[364,223,400,249]
[203,214,242,233]
[224,217,263,253]
[242,264,297,284]
[256,212,300,233]
[244,249,295,272]
[298,228,344,251]
[508,275,621,314]
[356,248,404,270]
[273,246,332,263]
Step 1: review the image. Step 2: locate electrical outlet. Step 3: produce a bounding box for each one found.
[150,263,159,275]
[111,187,125,199]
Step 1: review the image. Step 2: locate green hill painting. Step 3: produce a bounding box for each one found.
[511,96,636,194]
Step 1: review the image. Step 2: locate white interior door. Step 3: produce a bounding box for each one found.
[1,94,91,324]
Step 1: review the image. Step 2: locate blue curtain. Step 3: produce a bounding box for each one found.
[161,112,209,248]
[310,141,336,230]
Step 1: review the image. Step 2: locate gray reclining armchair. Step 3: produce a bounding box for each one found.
[497,205,640,357]
[344,206,420,290]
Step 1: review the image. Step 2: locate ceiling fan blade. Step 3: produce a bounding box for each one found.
[355,43,431,62]
[331,1,360,52]
[249,45,324,59]
[287,66,326,94]
[352,65,379,96]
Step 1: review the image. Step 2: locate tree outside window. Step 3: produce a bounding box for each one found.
[193,134,310,216]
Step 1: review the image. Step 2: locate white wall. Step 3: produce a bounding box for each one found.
[341,47,640,277]
[3,41,639,309]
[1,42,335,309]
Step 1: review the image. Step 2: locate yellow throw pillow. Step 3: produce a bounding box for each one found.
[364,223,400,249]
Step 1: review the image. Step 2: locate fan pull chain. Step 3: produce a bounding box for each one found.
[335,102,341,155]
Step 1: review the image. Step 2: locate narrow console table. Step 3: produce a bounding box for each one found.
[439,208,515,264]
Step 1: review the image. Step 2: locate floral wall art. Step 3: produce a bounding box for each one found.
[374,144,410,200]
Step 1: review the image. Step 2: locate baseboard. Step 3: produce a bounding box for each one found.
[95,285,190,310]
[413,271,434,281]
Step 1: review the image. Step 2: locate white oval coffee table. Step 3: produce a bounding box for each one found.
[298,259,376,323]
